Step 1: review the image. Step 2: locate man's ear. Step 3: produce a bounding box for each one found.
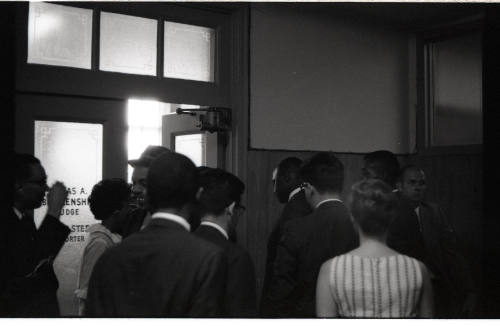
[396,181,403,192]
[196,187,204,200]
[226,201,236,216]
[310,184,318,196]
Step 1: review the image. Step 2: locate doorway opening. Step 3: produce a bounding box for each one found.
[126,99,203,181]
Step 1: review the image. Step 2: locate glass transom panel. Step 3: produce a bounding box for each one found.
[28,2,92,69]
[164,21,215,82]
[100,12,157,76]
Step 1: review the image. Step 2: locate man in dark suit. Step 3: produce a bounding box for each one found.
[267,152,358,317]
[195,168,257,317]
[0,153,70,316]
[387,165,477,317]
[85,151,227,317]
[260,157,312,317]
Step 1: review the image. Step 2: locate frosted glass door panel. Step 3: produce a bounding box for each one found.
[174,133,207,166]
[100,12,157,76]
[164,22,215,82]
[34,121,103,316]
[28,2,92,69]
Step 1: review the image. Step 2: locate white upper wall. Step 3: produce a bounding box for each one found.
[250,4,412,153]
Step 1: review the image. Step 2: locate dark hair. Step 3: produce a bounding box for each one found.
[363,150,400,187]
[146,151,198,211]
[14,153,41,183]
[88,179,131,220]
[198,168,245,216]
[300,151,344,193]
[349,179,397,236]
[277,157,303,179]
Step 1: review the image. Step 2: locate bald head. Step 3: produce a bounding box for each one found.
[397,165,427,204]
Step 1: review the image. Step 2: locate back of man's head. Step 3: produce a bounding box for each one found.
[277,157,303,179]
[146,152,198,212]
[300,151,344,194]
[275,157,303,203]
[363,150,400,188]
[198,168,245,216]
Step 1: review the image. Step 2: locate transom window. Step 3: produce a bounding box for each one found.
[27,2,216,82]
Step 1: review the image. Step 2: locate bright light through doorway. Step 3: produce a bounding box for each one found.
[127,99,172,182]
[127,99,201,181]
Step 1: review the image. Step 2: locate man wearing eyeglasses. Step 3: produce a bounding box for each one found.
[194,168,257,317]
[0,153,70,316]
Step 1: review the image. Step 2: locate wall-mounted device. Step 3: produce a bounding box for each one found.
[176,107,231,133]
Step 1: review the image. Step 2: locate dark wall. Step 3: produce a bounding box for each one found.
[483,6,500,317]
[0,4,16,207]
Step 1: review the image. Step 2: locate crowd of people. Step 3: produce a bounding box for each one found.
[0,146,477,318]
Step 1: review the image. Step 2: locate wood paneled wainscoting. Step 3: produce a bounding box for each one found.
[240,149,483,309]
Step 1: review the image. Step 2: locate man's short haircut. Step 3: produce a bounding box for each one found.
[349,179,397,237]
[14,153,41,183]
[198,168,245,216]
[277,157,303,178]
[89,178,131,221]
[300,151,344,193]
[363,150,400,187]
[146,151,198,211]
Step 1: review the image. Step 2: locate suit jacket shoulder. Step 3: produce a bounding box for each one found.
[195,224,257,317]
[86,219,227,317]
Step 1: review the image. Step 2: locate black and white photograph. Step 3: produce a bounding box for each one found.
[0,0,497,320]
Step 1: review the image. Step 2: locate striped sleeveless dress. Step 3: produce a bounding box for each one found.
[327,254,423,318]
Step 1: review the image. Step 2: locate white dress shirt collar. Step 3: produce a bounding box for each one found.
[315,198,342,209]
[151,212,191,231]
[288,187,302,202]
[200,221,229,240]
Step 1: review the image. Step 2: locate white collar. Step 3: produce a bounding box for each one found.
[288,187,302,202]
[200,221,229,240]
[152,212,191,231]
[315,198,342,209]
[12,207,23,220]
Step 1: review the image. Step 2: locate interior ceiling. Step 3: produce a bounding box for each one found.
[339,3,486,29]
[198,2,486,29]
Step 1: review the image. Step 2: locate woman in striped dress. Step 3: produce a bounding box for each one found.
[316,179,433,318]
